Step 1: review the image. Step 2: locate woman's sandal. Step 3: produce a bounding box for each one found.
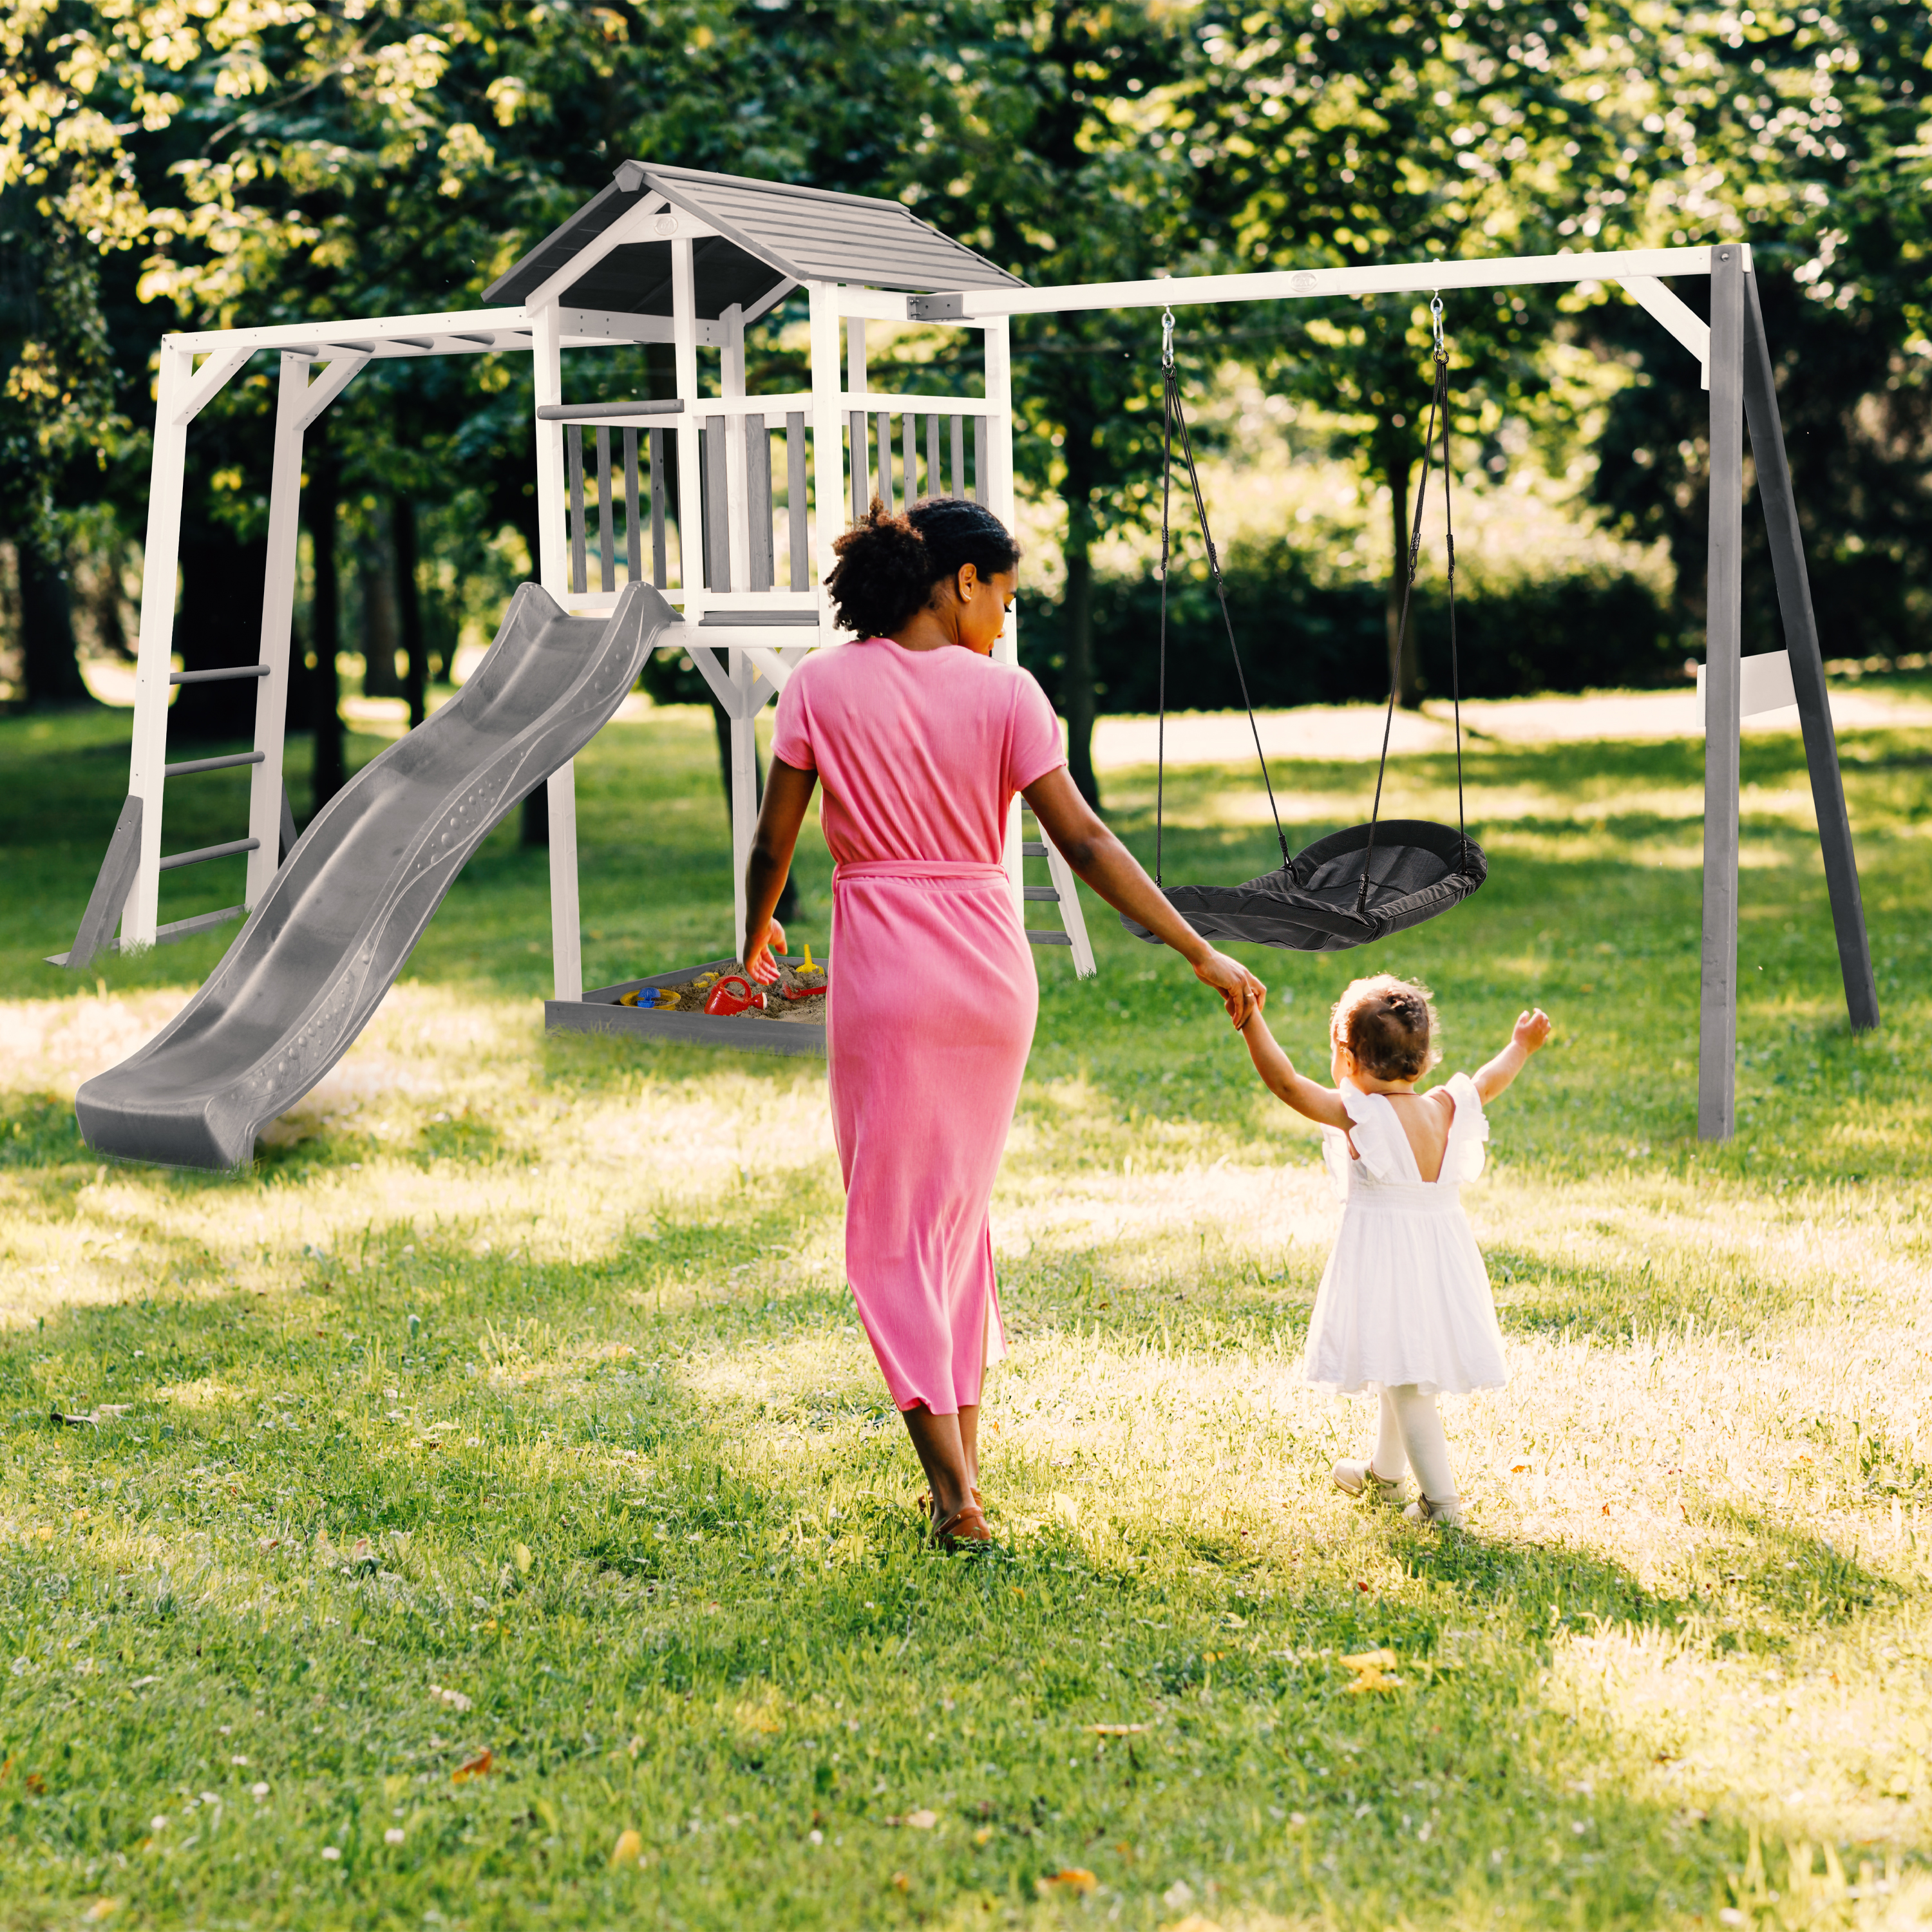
[931,1499,993,1548]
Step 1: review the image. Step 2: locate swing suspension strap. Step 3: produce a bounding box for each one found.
[1357,296,1468,913]
[1155,307,1291,886]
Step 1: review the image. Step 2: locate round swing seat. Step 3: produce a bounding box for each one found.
[1122,819,1486,953]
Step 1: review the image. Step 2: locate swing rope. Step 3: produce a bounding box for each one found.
[1358,295,1468,911]
[1155,307,1291,880]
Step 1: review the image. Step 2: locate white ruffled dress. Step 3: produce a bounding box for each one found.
[1302,1074,1507,1397]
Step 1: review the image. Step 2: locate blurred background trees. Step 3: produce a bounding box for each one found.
[2,0,1926,808]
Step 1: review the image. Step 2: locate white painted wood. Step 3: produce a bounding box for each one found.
[547,762,583,1003]
[808,281,845,615]
[1042,835,1096,977]
[980,314,1027,920]
[721,303,752,595]
[741,279,799,327]
[840,391,990,417]
[1618,275,1713,387]
[518,192,701,312]
[171,345,256,426]
[940,244,1745,321]
[292,350,369,433]
[554,308,726,348]
[672,238,705,617]
[730,652,759,961]
[838,287,921,321]
[245,352,310,904]
[168,307,533,355]
[126,341,195,947]
[1697,647,1797,724]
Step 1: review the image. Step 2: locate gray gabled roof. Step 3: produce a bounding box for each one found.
[482,162,1024,317]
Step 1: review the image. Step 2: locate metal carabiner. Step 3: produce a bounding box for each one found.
[1430,292,1446,363]
[1161,305,1175,371]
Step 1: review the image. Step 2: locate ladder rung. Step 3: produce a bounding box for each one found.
[170,665,269,685]
[1022,886,1060,900]
[1027,929,1073,946]
[1021,841,1048,857]
[164,751,265,777]
[158,837,260,872]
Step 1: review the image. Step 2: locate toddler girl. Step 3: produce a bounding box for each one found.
[1238,974,1550,1526]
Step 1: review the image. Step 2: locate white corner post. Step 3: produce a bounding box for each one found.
[671,238,704,607]
[531,299,583,1003]
[124,341,196,947]
[1699,243,1747,1142]
[807,281,845,598]
[731,653,759,961]
[982,314,1027,920]
[245,352,313,905]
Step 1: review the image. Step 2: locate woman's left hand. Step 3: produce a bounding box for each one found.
[745,916,787,984]
[1193,947,1265,1028]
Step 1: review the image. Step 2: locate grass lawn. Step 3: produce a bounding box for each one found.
[3,692,1932,1930]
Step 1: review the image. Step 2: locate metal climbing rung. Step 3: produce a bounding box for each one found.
[164,751,265,777]
[1022,886,1059,900]
[170,665,269,685]
[1028,931,1074,947]
[1022,840,1048,857]
[158,837,260,872]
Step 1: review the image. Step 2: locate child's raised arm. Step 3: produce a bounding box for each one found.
[1473,1008,1552,1104]
[1238,1010,1352,1129]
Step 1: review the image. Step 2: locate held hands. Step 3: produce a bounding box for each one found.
[1513,1008,1553,1054]
[1193,948,1266,1028]
[744,916,788,985]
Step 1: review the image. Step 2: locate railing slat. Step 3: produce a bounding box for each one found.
[746,413,774,593]
[876,410,894,515]
[649,429,667,586]
[623,428,642,581]
[927,414,941,498]
[704,416,731,592]
[566,424,587,594]
[902,412,916,506]
[972,416,987,504]
[786,412,808,591]
[951,416,965,498]
[596,426,615,594]
[849,410,867,520]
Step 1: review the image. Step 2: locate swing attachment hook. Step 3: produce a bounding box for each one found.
[1161,306,1175,372]
[1430,292,1446,365]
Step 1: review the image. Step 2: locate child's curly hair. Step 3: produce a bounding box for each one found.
[824,496,1020,639]
[1331,974,1441,1083]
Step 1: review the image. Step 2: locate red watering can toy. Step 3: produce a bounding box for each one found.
[702,974,764,1017]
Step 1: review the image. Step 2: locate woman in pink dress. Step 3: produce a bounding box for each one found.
[744,498,1263,1546]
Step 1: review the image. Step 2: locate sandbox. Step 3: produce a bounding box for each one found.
[544,954,828,1058]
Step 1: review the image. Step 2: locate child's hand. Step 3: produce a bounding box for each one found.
[1513,1008,1551,1053]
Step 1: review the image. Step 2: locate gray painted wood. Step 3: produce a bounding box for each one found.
[786,413,808,590]
[1700,245,1746,1141]
[596,427,615,592]
[566,424,587,595]
[951,416,965,497]
[63,793,142,972]
[927,414,941,497]
[703,417,730,591]
[849,410,867,520]
[649,429,667,585]
[278,784,298,864]
[972,417,986,503]
[1740,271,1879,1032]
[623,428,642,580]
[876,411,894,513]
[746,414,775,592]
[903,412,917,504]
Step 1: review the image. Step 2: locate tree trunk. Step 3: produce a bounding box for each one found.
[308,437,345,811]
[395,494,426,728]
[359,502,402,697]
[172,515,269,738]
[17,537,92,706]
[1059,436,1101,809]
[1386,448,1422,709]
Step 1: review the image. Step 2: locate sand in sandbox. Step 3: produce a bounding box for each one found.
[661,958,828,1024]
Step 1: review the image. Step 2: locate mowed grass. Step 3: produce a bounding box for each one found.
[3,695,1932,1929]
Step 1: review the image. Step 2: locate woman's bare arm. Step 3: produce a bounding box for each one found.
[1237,1010,1352,1128]
[743,757,818,982]
[1022,765,1264,1027]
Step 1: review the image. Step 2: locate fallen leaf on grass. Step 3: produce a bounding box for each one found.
[511,1543,533,1575]
[82,1900,122,1922]
[452,1750,493,1783]
[25,1774,46,1794]
[1037,1868,1097,1895]
[891,1871,910,1891]
[609,1828,643,1869]
[1090,1724,1147,1737]
[885,1808,938,1828]
[1339,1649,1401,1694]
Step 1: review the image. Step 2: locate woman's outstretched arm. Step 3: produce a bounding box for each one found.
[1022,765,1265,1028]
[743,756,818,981]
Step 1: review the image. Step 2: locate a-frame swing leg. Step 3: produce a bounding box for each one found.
[1699,245,1746,1142]
[1740,272,1880,1034]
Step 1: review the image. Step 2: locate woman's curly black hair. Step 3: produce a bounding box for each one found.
[824,495,1021,639]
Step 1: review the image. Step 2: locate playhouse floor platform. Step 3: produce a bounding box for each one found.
[544,955,826,1058]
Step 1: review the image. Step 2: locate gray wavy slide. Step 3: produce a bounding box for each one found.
[77,580,674,1171]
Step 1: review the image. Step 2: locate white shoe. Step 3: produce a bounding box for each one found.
[1403,1494,1464,1527]
[1332,1459,1407,1505]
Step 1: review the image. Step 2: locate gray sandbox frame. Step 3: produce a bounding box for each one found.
[547,954,827,1058]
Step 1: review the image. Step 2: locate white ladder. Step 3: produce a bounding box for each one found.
[1020,808,1095,977]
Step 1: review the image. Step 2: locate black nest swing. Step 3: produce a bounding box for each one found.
[1121,303,1486,954]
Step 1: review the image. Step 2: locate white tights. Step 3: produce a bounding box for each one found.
[1370,1384,1457,1504]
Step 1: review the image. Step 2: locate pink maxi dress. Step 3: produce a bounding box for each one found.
[771,636,1066,1415]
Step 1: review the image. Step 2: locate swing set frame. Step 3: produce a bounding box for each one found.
[925,240,1876,1142]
